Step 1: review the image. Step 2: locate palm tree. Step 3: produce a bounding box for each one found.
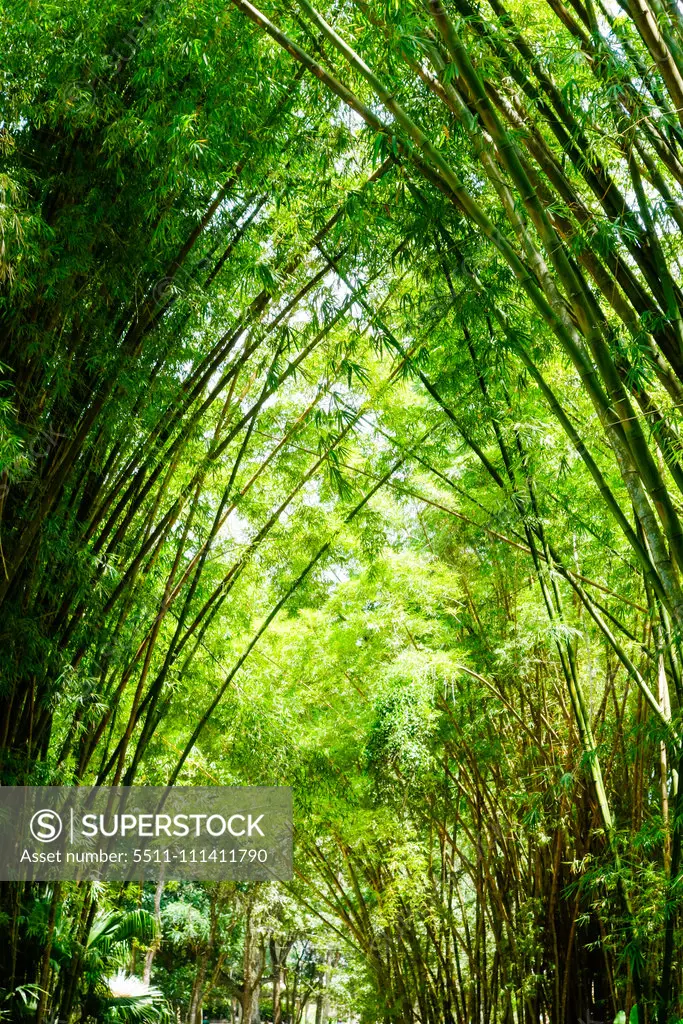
[76,908,171,1023]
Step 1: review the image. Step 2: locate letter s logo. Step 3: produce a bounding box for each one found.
[30,809,63,843]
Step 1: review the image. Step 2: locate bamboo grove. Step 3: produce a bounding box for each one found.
[4,0,683,1019]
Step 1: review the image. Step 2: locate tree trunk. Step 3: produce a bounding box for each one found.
[188,889,218,1024]
[270,936,295,1024]
[143,875,164,986]
[314,950,332,1024]
[35,883,60,1024]
[273,966,283,1024]
[242,900,264,1024]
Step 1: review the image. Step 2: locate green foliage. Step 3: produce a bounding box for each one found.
[4,0,683,1017]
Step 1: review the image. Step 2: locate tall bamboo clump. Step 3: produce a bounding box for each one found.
[0,1,408,999]
[225,0,683,1018]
